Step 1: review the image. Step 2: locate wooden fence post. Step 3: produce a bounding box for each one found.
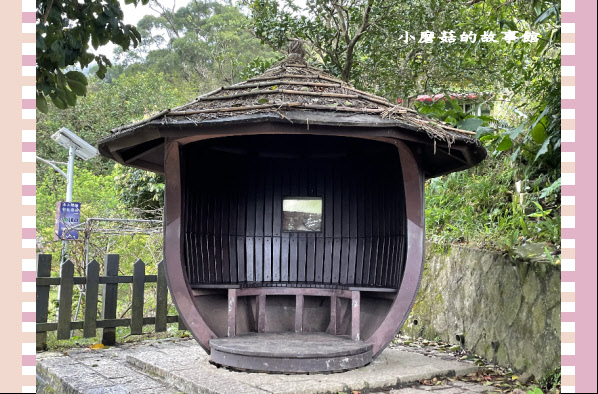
[101,254,119,345]
[57,260,74,340]
[36,254,52,351]
[130,260,145,335]
[155,260,168,332]
[83,260,100,338]
[35,254,181,344]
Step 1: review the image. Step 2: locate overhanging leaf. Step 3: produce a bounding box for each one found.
[36,32,46,50]
[496,136,513,151]
[65,71,88,85]
[457,117,483,131]
[475,126,494,138]
[67,80,87,96]
[445,115,457,126]
[533,5,558,25]
[534,138,550,161]
[540,177,561,199]
[51,94,67,110]
[36,93,48,113]
[480,134,500,142]
[510,146,521,162]
[508,125,524,140]
[530,117,547,143]
[65,89,77,106]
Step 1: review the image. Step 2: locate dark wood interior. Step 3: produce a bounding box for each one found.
[180,134,407,290]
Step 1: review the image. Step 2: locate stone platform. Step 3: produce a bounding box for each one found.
[37,337,479,394]
[210,332,373,372]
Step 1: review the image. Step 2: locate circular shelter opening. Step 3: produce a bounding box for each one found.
[182,134,407,291]
[98,47,486,373]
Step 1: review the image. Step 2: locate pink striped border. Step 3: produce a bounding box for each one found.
[21,0,36,392]
[18,0,597,393]
[561,1,598,393]
[560,1,575,392]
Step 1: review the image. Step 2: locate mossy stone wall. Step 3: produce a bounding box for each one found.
[403,244,560,378]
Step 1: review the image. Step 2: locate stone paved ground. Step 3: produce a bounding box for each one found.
[37,337,492,394]
[375,380,495,393]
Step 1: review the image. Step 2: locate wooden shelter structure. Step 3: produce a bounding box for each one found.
[98,47,486,373]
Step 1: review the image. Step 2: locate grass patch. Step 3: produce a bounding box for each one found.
[425,155,560,252]
[43,324,190,351]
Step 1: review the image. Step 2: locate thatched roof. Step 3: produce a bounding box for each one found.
[99,48,486,177]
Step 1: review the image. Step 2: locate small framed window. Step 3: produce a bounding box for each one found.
[282,197,323,232]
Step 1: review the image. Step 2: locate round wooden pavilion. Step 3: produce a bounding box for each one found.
[98,48,486,373]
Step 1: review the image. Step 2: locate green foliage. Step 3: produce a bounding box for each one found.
[35,2,565,349]
[36,167,122,242]
[247,0,389,81]
[462,1,561,179]
[425,154,560,250]
[36,165,164,272]
[36,0,149,112]
[35,1,562,278]
[414,98,492,129]
[245,0,557,94]
[36,70,195,178]
[119,2,281,87]
[239,55,286,80]
[538,366,561,393]
[113,164,164,217]
[246,0,561,180]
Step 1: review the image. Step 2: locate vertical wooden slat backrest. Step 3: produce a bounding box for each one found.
[181,136,407,289]
[264,159,273,282]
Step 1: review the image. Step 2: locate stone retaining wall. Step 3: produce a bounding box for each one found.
[403,244,560,378]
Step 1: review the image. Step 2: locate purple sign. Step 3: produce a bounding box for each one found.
[54,202,81,240]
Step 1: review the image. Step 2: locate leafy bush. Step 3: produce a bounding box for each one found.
[425,154,560,251]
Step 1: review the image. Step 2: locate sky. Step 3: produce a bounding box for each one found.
[120,0,192,25]
[95,0,193,60]
[96,0,306,61]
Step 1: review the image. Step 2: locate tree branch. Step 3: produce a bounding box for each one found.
[149,0,181,38]
[41,0,54,24]
[332,2,350,45]
[341,0,374,81]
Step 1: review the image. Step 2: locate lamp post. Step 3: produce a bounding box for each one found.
[37,128,98,329]
[44,127,98,263]
[50,126,98,201]
[66,145,75,202]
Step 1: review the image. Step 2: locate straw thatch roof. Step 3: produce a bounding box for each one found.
[109,55,478,145]
[99,45,486,177]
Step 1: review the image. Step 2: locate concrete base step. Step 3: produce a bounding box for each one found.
[124,340,479,394]
[37,337,479,394]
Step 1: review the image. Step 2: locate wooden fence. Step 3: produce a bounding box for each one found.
[36,254,183,351]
